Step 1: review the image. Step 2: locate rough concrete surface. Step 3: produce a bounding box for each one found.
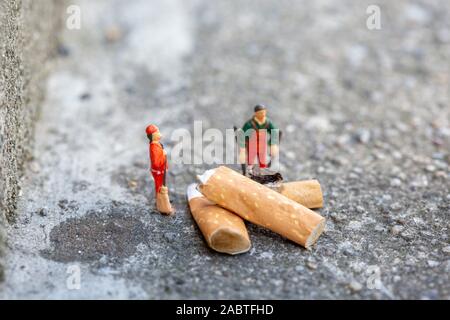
[0,0,64,281]
[0,0,449,299]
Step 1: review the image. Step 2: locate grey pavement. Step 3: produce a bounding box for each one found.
[0,0,449,299]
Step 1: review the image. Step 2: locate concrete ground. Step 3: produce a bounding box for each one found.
[0,0,449,299]
[0,0,64,278]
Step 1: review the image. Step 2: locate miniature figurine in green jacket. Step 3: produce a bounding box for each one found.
[238,104,279,175]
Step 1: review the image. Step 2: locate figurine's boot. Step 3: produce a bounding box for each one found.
[156,186,174,215]
[247,165,254,176]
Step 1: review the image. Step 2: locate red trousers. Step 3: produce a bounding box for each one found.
[151,170,164,195]
[247,131,268,168]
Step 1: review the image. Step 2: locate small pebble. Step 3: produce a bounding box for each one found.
[286,151,296,160]
[294,265,304,272]
[427,260,439,267]
[374,225,384,232]
[391,225,404,235]
[400,230,414,241]
[330,212,345,222]
[286,125,296,133]
[29,161,41,173]
[58,199,68,209]
[57,44,70,57]
[392,151,402,160]
[355,129,371,144]
[164,232,176,242]
[431,152,445,160]
[37,208,47,217]
[348,281,363,292]
[349,172,359,179]
[405,4,430,24]
[390,203,402,211]
[348,220,362,230]
[79,93,91,101]
[306,261,318,270]
[105,25,123,43]
[128,180,138,188]
[410,175,428,188]
[435,171,446,178]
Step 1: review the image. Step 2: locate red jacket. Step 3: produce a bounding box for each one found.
[149,142,168,173]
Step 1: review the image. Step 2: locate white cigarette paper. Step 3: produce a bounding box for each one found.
[187,184,251,255]
[198,166,326,249]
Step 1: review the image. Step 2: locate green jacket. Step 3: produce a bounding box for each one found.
[238,118,279,148]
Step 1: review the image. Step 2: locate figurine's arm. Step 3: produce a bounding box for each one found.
[238,121,252,164]
[268,121,279,157]
[149,144,155,170]
[238,121,252,148]
[268,121,279,145]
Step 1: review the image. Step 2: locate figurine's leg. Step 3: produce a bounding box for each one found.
[247,141,257,175]
[257,140,268,169]
[152,172,163,197]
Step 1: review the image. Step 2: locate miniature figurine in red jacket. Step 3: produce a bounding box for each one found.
[146,124,173,215]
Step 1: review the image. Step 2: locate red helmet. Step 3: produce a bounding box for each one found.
[145,124,159,135]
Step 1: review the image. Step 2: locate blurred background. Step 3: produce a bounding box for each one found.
[0,0,448,299]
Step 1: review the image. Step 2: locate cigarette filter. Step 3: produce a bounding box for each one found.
[198,166,326,249]
[187,184,251,255]
[279,180,323,209]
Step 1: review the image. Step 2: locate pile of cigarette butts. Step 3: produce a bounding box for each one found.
[187,166,326,255]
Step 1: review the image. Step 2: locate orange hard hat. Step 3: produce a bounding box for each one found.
[145,124,159,135]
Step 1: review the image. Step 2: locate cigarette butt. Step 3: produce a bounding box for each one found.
[198,166,326,249]
[187,184,251,255]
[279,180,323,209]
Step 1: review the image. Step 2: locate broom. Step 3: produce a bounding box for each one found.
[156,160,174,215]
